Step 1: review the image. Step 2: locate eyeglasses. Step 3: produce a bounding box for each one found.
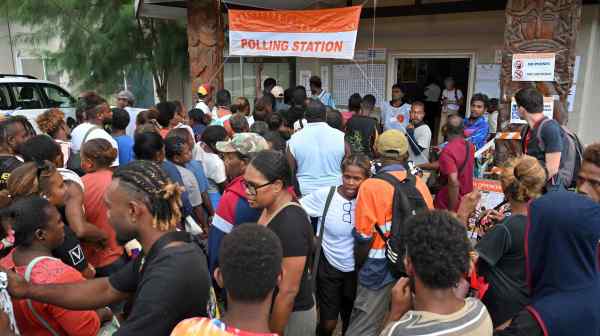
[342,201,353,224]
[243,180,274,196]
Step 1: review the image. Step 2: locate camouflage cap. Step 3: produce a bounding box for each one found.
[216,132,269,156]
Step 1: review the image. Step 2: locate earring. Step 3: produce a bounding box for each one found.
[41,194,49,200]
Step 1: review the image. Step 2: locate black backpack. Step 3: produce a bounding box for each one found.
[373,172,428,278]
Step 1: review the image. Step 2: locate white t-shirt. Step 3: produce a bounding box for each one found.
[195,100,211,116]
[70,122,119,166]
[381,102,411,131]
[300,187,356,272]
[176,165,203,207]
[424,83,441,102]
[193,143,226,194]
[125,107,145,138]
[442,89,463,112]
[408,124,432,165]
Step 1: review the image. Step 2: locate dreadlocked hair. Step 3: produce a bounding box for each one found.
[113,160,183,232]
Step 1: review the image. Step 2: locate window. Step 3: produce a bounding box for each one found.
[10,84,43,110]
[40,84,75,108]
[0,85,12,110]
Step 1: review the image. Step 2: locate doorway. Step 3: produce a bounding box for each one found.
[388,53,475,144]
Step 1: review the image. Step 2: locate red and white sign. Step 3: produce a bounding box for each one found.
[228,6,361,59]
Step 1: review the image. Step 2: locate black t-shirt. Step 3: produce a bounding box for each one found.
[476,215,529,327]
[345,115,378,157]
[109,236,210,335]
[268,204,315,311]
[524,118,563,165]
[52,223,88,272]
[494,309,543,336]
[0,155,22,190]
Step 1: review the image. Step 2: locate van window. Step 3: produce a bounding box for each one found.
[0,85,12,110]
[40,84,75,108]
[11,84,43,110]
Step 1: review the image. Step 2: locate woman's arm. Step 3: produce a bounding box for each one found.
[64,182,108,245]
[270,256,306,335]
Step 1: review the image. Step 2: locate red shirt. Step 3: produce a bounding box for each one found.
[0,252,100,336]
[82,170,124,268]
[434,137,475,211]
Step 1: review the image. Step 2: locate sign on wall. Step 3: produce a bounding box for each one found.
[228,6,361,59]
[512,53,556,81]
[510,96,554,124]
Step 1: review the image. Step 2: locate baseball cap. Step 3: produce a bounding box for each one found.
[271,85,284,98]
[197,83,213,97]
[375,129,409,159]
[116,90,135,102]
[216,132,269,156]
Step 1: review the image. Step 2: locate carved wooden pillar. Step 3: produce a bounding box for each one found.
[496,0,582,164]
[187,0,225,96]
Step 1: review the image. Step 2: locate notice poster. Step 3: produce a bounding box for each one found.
[299,70,312,96]
[228,6,361,59]
[510,96,554,124]
[473,179,505,211]
[512,53,556,81]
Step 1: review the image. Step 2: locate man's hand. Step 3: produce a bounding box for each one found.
[389,277,413,322]
[406,123,414,129]
[0,268,29,299]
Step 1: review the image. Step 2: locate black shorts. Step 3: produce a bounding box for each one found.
[316,252,357,322]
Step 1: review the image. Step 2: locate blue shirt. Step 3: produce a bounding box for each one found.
[288,122,345,196]
[185,160,209,193]
[464,116,489,151]
[313,90,336,108]
[113,135,134,165]
[161,160,192,218]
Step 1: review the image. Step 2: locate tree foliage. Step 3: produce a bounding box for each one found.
[0,0,188,102]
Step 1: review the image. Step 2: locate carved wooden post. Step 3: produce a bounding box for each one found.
[187,0,225,96]
[496,0,582,165]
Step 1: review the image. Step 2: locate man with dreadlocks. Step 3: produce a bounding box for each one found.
[0,160,212,335]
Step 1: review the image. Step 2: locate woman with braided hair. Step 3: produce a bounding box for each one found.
[0,161,95,279]
[0,160,212,335]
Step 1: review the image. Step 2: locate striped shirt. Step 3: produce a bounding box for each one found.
[380,298,493,336]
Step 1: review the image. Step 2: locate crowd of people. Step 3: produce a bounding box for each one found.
[0,75,597,336]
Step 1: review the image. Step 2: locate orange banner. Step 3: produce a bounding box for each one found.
[228,6,361,59]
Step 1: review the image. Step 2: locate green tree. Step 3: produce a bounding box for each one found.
[0,0,188,102]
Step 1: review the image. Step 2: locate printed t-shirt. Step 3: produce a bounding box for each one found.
[268,205,315,311]
[0,155,22,190]
[288,122,345,196]
[171,317,278,336]
[354,166,433,289]
[108,233,211,335]
[476,215,529,327]
[523,117,563,166]
[114,134,134,165]
[300,187,356,272]
[434,138,474,212]
[82,170,124,268]
[381,102,411,131]
[208,176,261,273]
[380,298,493,336]
[464,116,490,150]
[0,254,100,336]
[345,115,378,158]
[70,122,119,166]
[442,89,463,112]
